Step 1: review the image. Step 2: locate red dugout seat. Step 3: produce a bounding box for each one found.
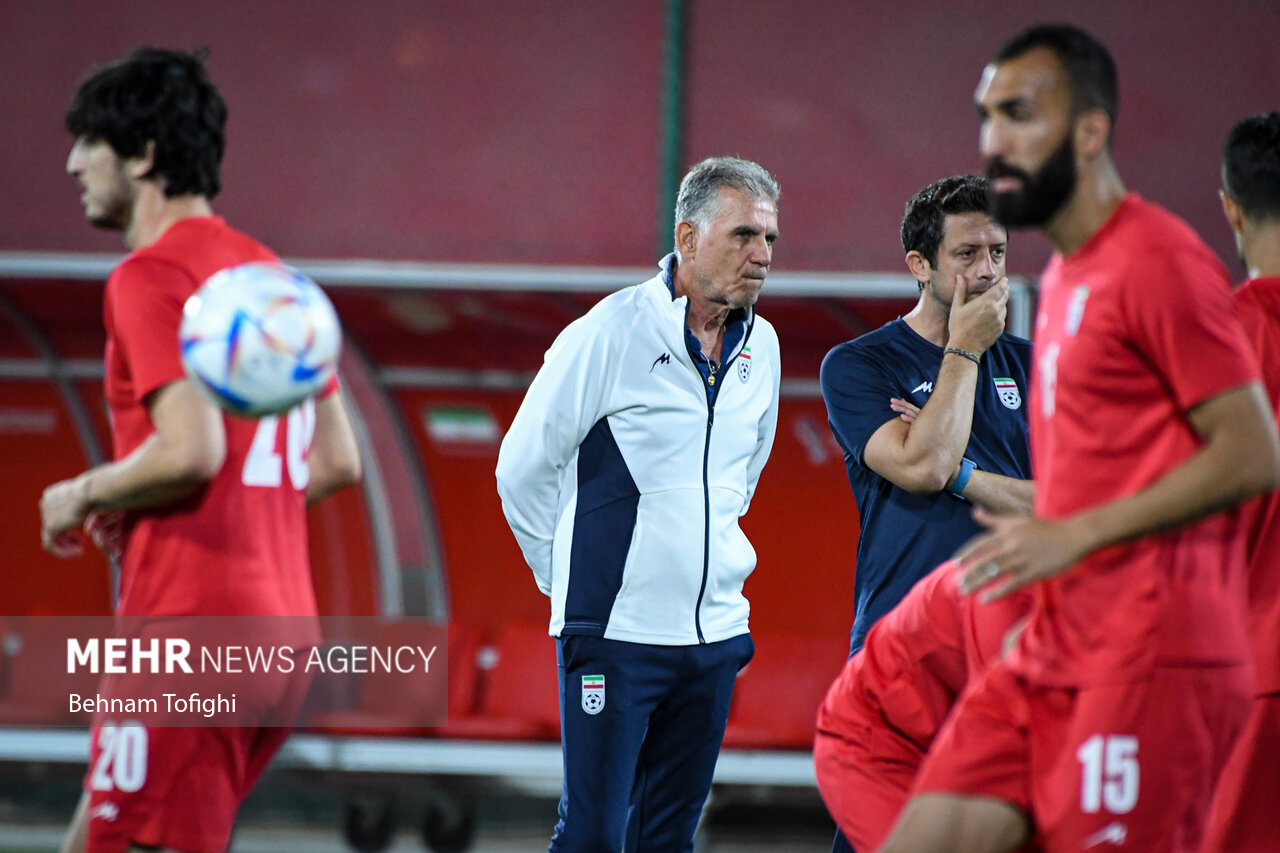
[442,622,560,742]
[722,633,846,750]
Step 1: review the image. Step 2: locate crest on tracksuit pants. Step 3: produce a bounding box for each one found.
[581,675,605,715]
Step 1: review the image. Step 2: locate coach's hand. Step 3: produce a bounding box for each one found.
[956,506,1092,601]
[40,474,93,558]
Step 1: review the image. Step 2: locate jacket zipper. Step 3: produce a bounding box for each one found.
[691,312,754,644]
[694,359,716,644]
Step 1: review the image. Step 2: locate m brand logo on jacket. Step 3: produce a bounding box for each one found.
[649,352,671,373]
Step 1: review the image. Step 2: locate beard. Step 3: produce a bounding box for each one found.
[86,189,133,231]
[986,132,1077,228]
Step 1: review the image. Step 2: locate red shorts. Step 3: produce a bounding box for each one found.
[1201,692,1280,852]
[915,662,1251,852]
[84,724,291,853]
[814,703,924,852]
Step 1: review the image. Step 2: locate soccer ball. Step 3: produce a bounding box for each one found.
[179,262,342,417]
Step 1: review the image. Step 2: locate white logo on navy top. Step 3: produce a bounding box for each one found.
[581,674,605,715]
[912,380,934,395]
[650,352,671,373]
[994,377,1022,410]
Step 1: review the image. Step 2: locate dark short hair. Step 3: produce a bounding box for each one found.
[900,174,994,267]
[994,23,1118,127]
[1223,112,1280,222]
[66,47,227,199]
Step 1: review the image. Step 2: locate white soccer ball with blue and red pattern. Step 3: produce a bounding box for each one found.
[178,262,342,417]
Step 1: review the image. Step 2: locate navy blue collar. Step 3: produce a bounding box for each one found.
[660,253,753,406]
[660,252,679,298]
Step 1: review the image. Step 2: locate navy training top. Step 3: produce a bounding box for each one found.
[820,318,1032,653]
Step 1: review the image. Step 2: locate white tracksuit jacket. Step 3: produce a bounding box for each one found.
[495,256,781,645]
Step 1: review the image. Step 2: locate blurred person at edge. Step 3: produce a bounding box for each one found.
[880,24,1279,853]
[1202,110,1280,853]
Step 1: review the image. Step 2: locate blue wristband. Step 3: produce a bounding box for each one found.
[949,457,976,499]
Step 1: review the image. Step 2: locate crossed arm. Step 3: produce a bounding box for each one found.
[877,394,1034,516]
[861,277,1033,516]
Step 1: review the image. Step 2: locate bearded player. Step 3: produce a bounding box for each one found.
[881,24,1280,852]
[39,48,362,853]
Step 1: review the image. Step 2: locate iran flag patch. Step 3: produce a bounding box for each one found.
[581,674,605,715]
[994,377,1022,410]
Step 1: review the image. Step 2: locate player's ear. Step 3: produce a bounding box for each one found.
[125,140,156,180]
[1074,108,1110,161]
[1220,189,1245,234]
[905,250,932,287]
[676,220,699,260]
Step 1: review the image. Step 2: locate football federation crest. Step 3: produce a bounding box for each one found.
[581,674,605,715]
[994,378,1022,410]
[737,347,752,383]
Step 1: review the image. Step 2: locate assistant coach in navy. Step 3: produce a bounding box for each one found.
[497,156,781,852]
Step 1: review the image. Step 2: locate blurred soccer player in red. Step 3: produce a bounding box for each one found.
[880,24,1280,853]
[813,560,1031,852]
[1201,111,1280,853]
[39,48,362,853]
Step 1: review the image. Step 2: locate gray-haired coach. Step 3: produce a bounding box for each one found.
[497,156,782,852]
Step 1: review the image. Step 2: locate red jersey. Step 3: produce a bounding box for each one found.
[104,216,319,623]
[1233,276,1280,695]
[817,560,1029,753]
[1013,194,1258,687]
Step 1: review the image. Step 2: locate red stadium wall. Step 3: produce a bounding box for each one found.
[1,2,664,265]
[2,2,1275,273]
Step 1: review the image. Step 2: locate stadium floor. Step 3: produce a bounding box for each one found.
[0,773,836,852]
[0,819,834,845]
[0,821,835,852]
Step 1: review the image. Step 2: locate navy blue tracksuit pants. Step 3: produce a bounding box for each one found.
[549,633,755,853]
